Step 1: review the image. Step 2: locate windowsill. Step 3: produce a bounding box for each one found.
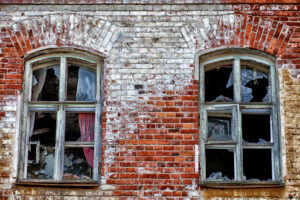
[199,181,284,188]
[16,179,99,187]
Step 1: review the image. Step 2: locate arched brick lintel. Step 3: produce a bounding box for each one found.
[182,14,295,60]
[7,14,121,58]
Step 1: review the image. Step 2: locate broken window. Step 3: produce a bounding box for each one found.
[207,112,233,141]
[20,52,103,186]
[199,51,281,186]
[205,60,233,102]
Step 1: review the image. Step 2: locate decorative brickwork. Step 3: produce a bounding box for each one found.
[0,2,299,199]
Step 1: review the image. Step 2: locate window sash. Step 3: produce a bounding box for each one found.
[20,54,103,183]
[199,54,280,183]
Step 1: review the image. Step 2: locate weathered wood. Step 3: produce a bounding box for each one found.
[64,142,94,147]
[198,53,280,185]
[199,180,284,188]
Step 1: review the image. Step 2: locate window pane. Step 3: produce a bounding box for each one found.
[206,149,234,180]
[63,148,93,180]
[205,60,233,102]
[242,114,270,143]
[67,66,96,101]
[65,113,95,142]
[243,149,272,181]
[241,61,270,102]
[207,114,232,141]
[32,66,60,101]
[27,112,57,179]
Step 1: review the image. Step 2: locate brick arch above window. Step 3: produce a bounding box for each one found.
[7,14,121,57]
[181,14,295,58]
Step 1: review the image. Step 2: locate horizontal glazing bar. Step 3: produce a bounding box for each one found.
[65,107,95,112]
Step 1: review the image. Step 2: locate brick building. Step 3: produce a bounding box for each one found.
[0,1,299,199]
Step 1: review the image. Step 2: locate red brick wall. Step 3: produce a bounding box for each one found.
[0,1,299,199]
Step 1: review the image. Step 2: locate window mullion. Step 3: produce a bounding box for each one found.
[233,58,241,102]
[54,56,67,181]
[235,105,243,181]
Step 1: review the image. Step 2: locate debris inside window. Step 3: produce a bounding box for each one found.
[207,115,232,141]
[64,148,93,180]
[242,114,270,143]
[27,112,56,179]
[32,66,60,101]
[205,63,233,102]
[207,172,231,181]
[206,149,234,180]
[67,66,96,101]
[243,149,272,181]
[241,61,269,102]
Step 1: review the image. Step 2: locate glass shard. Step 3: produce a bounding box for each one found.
[241,61,269,102]
[207,116,232,141]
[242,114,270,143]
[27,112,56,179]
[206,149,234,180]
[243,149,272,181]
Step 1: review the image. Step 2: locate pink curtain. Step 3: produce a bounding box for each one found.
[78,113,95,167]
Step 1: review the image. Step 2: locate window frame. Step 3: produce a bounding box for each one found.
[198,51,283,188]
[18,52,103,187]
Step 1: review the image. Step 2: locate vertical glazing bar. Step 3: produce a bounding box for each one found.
[234,58,241,102]
[59,56,67,102]
[54,56,66,180]
[54,105,65,180]
[93,62,102,181]
[235,106,243,181]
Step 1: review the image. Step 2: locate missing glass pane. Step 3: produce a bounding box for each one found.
[27,112,56,179]
[65,113,95,142]
[32,66,60,101]
[63,148,93,180]
[243,149,272,181]
[206,149,234,180]
[242,114,270,143]
[241,61,269,102]
[207,115,232,141]
[67,66,96,101]
[205,62,233,102]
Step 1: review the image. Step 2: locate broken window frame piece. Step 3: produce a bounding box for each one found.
[19,52,103,186]
[199,52,282,188]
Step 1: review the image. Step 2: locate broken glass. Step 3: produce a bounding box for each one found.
[31,66,60,101]
[207,115,232,141]
[27,112,56,179]
[240,62,269,102]
[67,66,96,101]
[65,113,95,142]
[243,149,272,181]
[242,114,270,143]
[205,62,233,102]
[63,148,93,180]
[206,149,234,180]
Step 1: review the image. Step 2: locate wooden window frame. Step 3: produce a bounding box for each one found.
[17,52,103,187]
[198,52,284,188]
